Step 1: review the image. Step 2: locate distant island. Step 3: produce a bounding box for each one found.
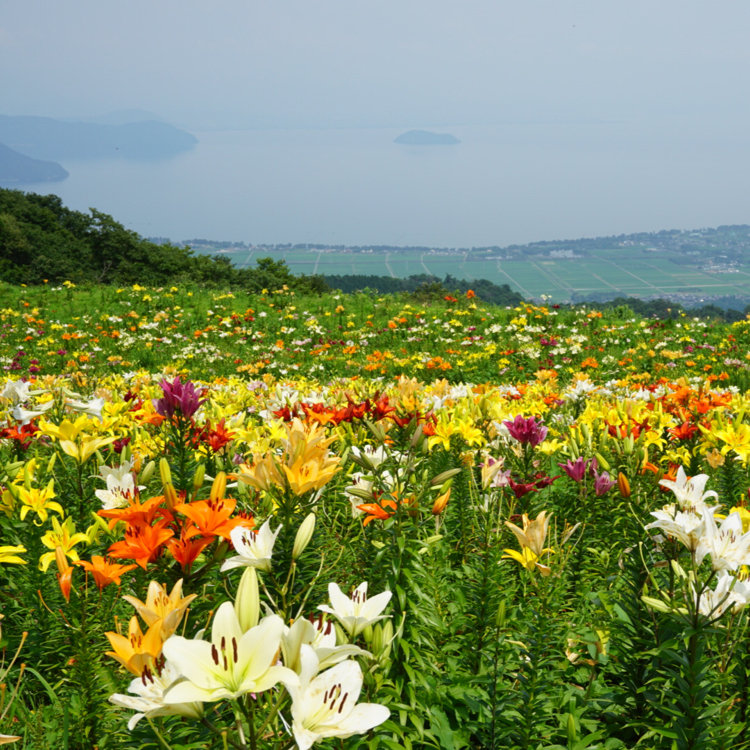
[0,143,68,184]
[394,129,460,145]
[0,114,197,162]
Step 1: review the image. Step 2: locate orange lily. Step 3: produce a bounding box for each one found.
[358,497,398,527]
[98,494,172,530]
[167,529,212,571]
[174,497,244,541]
[107,520,174,569]
[75,556,137,590]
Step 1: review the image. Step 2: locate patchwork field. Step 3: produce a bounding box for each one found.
[203,244,750,303]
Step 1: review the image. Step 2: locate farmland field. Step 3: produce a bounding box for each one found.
[198,243,750,304]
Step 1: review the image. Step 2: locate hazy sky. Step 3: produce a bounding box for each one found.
[3,1,750,131]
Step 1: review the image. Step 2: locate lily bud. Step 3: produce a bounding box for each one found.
[623,435,634,455]
[617,471,631,498]
[670,559,687,580]
[193,464,206,493]
[641,595,670,613]
[594,453,610,471]
[496,599,506,628]
[567,713,577,744]
[209,471,225,502]
[139,459,156,485]
[234,566,259,631]
[292,513,316,559]
[373,620,394,663]
[409,423,424,449]
[159,458,173,487]
[55,547,73,603]
[432,487,451,515]
[430,468,461,486]
[4,460,24,476]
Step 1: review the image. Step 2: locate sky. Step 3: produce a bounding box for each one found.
[3,1,750,249]
[3,1,750,132]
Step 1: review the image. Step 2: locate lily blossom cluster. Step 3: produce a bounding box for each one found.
[238,418,341,498]
[154,376,207,420]
[557,456,615,496]
[97,471,254,573]
[503,415,548,447]
[109,578,392,748]
[645,467,750,620]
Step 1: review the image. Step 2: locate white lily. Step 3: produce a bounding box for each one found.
[65,396,105,422]
[695,510,750,572]
[95,469,140,510]
[289,646,389,750]
[109,660,202,730]
[318,582,392,638]
[695,570,750,620]
[221,518,282,572]
[10,400,54,426]
[350,445,389,470]
[659,467,718,510]
[162,603,297,703]
[1,379,31,404]
[282,617,367,674]
[645,505,707,552]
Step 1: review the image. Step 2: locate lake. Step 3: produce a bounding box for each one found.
[7,122,750,247]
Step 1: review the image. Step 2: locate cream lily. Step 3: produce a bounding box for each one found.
[318,582,392,638]
[162,603,297,703]
[122,579,197,640]
[659,467,718,510]
[289,646,389,750]
[695,509,750,572]
[109,660,203,730]
[221,518,282,572]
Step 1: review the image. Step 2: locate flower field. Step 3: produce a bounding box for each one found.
[2,281,750,748]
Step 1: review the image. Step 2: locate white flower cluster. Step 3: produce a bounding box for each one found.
[645,467,750,619]
[110,577,391,749]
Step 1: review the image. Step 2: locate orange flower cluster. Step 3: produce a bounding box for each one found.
[99,472,253,572]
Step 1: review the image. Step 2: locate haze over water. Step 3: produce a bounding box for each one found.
[4,1,750,248]
[13,119,750,248]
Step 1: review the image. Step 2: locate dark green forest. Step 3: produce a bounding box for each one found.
[0,189,325,293]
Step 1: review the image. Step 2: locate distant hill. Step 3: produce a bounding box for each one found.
[0,114,198,160]
[0,143,68,184]
[394,129,460,145]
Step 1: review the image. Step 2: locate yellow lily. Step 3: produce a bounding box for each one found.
[503,510,555,576]
[39,516,89,571]
[0,545,27,565]
[59,433,117,464]
[17,480,63,524]
[122,579,197,640]
[502,545,554,576]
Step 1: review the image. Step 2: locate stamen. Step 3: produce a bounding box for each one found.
[338,692,348,713]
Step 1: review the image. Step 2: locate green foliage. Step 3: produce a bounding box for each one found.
[0,188,324,294]
[323,272,524,307]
